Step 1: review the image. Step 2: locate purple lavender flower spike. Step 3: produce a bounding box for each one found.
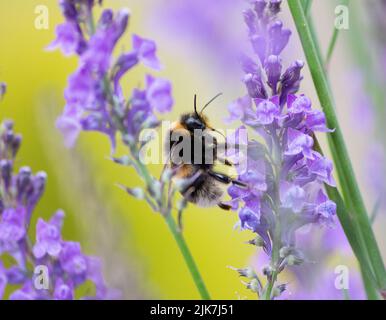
[51,1,171,150]
[225,1,337,299]
[0,115,113,299]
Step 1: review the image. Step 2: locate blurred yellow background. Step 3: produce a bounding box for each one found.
[0,0,384,299]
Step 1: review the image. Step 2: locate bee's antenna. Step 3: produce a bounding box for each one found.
[201,92,223,114]
[212,128,226,139]
[194,94,201,118]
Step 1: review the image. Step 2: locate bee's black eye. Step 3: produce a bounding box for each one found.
[186,117,205,131]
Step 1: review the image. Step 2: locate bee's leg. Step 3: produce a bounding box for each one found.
[177,198,188,232]
[178,188,194,232]
[224,159,233,166]
[218,202,232,211]
[208,171,248,188]
[216,157,233,166]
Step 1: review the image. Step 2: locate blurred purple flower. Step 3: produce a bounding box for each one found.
[0,118,113,300]
[49,1,173,150]
[133,34,162,70]
[32,211,64,259]
[46,22,84,56]
[146,74,173,113]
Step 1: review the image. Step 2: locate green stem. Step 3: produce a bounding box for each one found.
[101,41,211,302]
[165,214,211,300]
[301,0,313,16]
[370,198,381,225]
[325,27,339,67]
[289,0,386,291]
[262,271,277,300]
[84,4,211,300]
[132,141,211,300]
[325,0,349,67]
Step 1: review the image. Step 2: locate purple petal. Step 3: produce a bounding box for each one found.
[132,34,162,70]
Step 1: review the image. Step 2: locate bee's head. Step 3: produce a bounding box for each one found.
[180,93,223,132]
[180,113,207,131]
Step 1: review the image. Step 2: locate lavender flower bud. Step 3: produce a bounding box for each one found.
[265,55,282,91]
[122,186,145,200]
[98,9,113,28]
[262,265,273,278]
[280,60,304,104]
[243,73,267,99]
[111,155,132,166]
[161,168,174,183]
[268,21,291,56]
[2,120,13,130]
[11,134,22,158]
[0,159,13,190]
[254,0,267,18]
[59,0,77,21]
[250,35,266,63]
[243,9,257,35]
[16,166,32,199]
[0,82,6,99]
[272,283,287,298]
[239,54,259,75]
[246,235,265,247]
[31,171,48,203]
[246,278,262,295]
[268,0,282,16]
[113,8,130,41]
[2,129,14,146]
[148,180,162,201]
[237,267,256,279]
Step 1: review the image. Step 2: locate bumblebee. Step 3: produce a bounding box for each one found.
[165,94,246,216]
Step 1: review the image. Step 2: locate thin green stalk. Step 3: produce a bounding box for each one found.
[127,121,212,301]
[289,0,386,291]
[165,214,211,300]
[302,1,374,295]
[88,14,211,299]
[313,138,379,299]
[325,28,339,67]
[370,198,382,225]
[301,0,313,16]
[325,0,349,67]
